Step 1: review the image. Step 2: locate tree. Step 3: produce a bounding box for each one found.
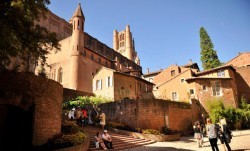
[0,0,60,71]
[200,27,221,70]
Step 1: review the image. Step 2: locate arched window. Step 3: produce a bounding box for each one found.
[57,67,63,83]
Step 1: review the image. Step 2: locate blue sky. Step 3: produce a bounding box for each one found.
[48,0,250,73]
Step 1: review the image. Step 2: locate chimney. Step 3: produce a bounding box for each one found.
[189,59,193,65]
[146,68,149,74]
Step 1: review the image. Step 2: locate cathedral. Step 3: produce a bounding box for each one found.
[38,4,142,93]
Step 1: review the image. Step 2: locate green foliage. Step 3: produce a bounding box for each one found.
[162,126,178,135]
[63,95,112,109]
[206,97,250,129]
[200,27,221,70]
[206,99,225,123]
[61,120,84,134]
[0,0,60,71]
[142,129,161,135]
[33,120,86,150]
[47,132,85,150]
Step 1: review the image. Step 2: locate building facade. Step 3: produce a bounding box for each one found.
[37,4,142,93]
[225,52,250,103]
[93,67,154,101]
[150,63,239,109]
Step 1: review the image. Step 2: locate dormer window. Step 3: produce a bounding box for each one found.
[217,70,225,77]
[171,70,175,76]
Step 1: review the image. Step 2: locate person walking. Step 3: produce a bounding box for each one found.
[99,112,106,130]
[82,108,88,126]
[219,118,232,151]
[75,107,82,126]
[206,118,219,151]
[68,107,75,120]
[193,121,203,148]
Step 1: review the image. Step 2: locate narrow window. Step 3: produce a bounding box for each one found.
[172,92,178,101]
[107,77,111,87]
[202,85,207,91]
[57,68,63,83]
[82,21,83,31]
[212,81,221,96]
[91,54,94,60]
[77,20,80,29]
[96,79,102,90]
[190,89,194,95]
[171,70,175,76]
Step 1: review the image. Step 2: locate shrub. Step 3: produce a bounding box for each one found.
[142,129,161,135]
[206,97,250,130]
[61,120,83,134]
[47,132,86,150]
[63,95,112,109]
[33,120,86,150]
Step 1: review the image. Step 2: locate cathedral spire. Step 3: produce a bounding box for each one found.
[71,3,85,21]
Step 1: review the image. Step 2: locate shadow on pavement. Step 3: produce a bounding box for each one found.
[122,146,194,151]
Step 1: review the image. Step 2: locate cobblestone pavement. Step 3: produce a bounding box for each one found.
[121,134,250,151]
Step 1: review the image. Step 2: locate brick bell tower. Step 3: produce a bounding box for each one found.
[69,3,85,90]
[113,25,140,65]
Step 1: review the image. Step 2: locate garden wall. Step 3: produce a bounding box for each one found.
[0,71,63,148]
[99,99,202,134]
[63,88,94,102]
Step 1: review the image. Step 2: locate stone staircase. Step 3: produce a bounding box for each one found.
[84,127,155,151]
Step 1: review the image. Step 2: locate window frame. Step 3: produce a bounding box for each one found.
[212,81,221,96]
[171,92,178,101]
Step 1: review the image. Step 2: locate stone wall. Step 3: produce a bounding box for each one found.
[63,88,94,102]
[235,66,250,103]
[99,99,201,134]
[0,71,63,146]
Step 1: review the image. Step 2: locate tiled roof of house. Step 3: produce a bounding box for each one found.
[115,71,155,85]
[186,77,232,82]
[195,65,235,76]
[143,70,163,77]
[225,52,250,66]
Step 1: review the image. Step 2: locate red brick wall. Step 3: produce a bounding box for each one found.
[99,99,201,134]
[235,66,250,103]
[63,88,94,102]
[225,53,250,67]
[194,78,238,110]
[0,71,63,146]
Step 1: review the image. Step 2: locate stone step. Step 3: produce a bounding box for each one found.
[84,126,155,151]
[90,136,140,141]
[89,138,152,148]
[88,140,155,151]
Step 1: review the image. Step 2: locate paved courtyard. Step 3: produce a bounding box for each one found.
[121,133,250,151]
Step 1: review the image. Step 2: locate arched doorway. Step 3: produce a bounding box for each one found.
[0,104,34,151]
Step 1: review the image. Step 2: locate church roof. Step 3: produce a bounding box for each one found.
[70,3,85,20]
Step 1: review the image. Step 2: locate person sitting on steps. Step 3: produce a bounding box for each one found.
[95,132,107,150]
[102,130,114,149]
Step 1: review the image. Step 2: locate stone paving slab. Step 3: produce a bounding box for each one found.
[121,134,250,151]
